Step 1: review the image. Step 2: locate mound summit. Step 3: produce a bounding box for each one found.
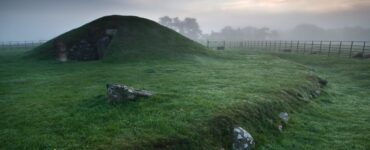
[29,15,209,61]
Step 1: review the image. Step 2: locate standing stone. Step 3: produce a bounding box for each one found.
[106,83,153,104]
[233,127,255,150]
[96,36,111,58]
[55,41,67,62]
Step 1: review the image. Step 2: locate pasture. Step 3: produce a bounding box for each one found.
[0,47,369,149]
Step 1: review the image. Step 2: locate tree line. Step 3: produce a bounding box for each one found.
[159,16,370,41]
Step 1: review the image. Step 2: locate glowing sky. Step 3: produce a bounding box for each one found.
[1,0,370,41]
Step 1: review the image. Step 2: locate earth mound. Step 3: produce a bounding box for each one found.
[29,15,209,61]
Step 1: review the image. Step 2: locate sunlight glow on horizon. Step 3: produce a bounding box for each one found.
[216,0,367,14]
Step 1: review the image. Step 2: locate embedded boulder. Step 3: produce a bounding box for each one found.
[68,39,99,61]
[233,127,255,150]
[106,83,153,104]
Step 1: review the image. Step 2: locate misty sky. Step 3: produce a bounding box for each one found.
[1,0,370,41]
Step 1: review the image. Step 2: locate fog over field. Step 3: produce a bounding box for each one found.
[1,0,370,41]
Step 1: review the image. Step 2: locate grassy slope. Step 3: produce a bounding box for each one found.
[260,54,370,150]
[0,48,323,149]
[27,15,209,61]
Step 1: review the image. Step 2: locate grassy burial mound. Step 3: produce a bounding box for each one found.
[28,15,209,61]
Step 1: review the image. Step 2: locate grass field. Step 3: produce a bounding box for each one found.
[260,54,370,150]
[0,47,368,149]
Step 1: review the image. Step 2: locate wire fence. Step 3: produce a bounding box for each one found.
[203,40,370,58]
[0,40,47,50]
[2,40,370,58]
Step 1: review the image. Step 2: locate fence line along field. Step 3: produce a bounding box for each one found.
[0,40,46,49]
[204,40,370,58]
[2,40,370,58]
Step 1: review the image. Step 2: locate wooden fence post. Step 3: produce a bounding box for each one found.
[310,41,314,54]
[296,40,300,53]
[319,40,323,54]
[349,41,354,58]
[338,41,342,56]
[362,41,366,57]
[264,41,266,50]
[223,41,226,48]
[290,40,293,50]
[303,42,306,54]
[328,41,332,56]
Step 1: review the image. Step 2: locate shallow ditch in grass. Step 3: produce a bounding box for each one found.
[129,75,328,149]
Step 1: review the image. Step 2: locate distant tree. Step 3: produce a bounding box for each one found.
[181,18,202,40]
[159,16,173,29]
[158,16,202,40]
[205,26,280,41]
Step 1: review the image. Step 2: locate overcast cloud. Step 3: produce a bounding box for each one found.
[1,0,370,41]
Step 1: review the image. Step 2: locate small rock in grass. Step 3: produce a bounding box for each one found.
[106,83,153,104]
[279,112,289,123]
[233,127,255,150]
[278,124,283,132]
[310,90,321,98]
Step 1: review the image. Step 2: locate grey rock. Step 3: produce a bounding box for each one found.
[96,36,111,58]
[278,124,283,132]
[279,112,289,123]
[310,90,321,98]
[55,41,67,62]
[233,127,254,150]
[106,83,153,104]
[68,39,99,61]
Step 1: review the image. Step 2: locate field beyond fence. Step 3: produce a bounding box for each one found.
[204,40,370,58]
[1,40,370,58]
[0,40,46,50]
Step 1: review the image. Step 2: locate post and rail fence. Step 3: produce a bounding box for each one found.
[0,40,47,50]
[203,40,370,58]
[1,40,370,58]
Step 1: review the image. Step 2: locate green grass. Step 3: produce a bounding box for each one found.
[260,54,370,150]
[3,47,368,149]
[0,47,325,149]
